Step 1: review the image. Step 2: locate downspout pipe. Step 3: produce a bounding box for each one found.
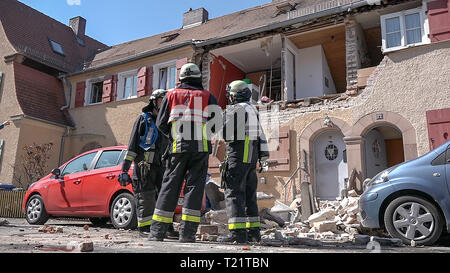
[58,74,75,166]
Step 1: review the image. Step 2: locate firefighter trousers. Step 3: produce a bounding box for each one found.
[224,159,260,231]
[150,152,209,238]
[132,163,164,228]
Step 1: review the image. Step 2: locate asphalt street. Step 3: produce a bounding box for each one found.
[1,218,450,254]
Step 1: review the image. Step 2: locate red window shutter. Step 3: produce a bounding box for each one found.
[267,126,291,171]
[427,0,450,42]
[102,75,117,103]
[426,108,450,150]
[176,58,189,87]
[137,66,151,97]
[147,66,153,95]
[75,81,86,107]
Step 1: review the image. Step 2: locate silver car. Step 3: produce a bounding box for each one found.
[359,140,450,245]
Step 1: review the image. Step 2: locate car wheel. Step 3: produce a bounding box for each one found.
[89,217,109,227]
[110,193,137,230]
[25,195,50,225]
[384,195,443,246]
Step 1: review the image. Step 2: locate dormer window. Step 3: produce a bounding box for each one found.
[49,39,65,56]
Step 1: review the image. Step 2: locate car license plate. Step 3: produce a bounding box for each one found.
[177,198,184,206]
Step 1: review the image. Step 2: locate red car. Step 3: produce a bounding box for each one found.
[22,146,206,230]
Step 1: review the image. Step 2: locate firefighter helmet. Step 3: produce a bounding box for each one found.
[179,63,202,81]
[150,89,167,101]
[226,80,252,104]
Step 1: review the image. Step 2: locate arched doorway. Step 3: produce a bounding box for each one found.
[313,130,348,200]
[364,125,405,179]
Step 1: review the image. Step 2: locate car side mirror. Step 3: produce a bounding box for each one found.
[51,168,61,178]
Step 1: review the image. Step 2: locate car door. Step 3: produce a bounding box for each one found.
[81,149,125,214]
[446,144,450,195]
[46,152,98,214]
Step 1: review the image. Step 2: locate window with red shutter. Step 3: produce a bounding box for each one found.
[102,75,117,103]
[427,0,450,42]
[426,108,450,150]
[137,66,153,97]
[75,81,86,107]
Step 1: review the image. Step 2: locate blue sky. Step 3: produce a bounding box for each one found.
[18,0,269,46]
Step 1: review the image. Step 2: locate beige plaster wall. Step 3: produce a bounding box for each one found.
[13,118,65,187]
[0,21,23,185]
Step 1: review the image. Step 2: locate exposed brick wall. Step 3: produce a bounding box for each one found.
[345,17,370,94]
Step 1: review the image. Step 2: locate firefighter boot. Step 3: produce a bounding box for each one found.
[218,229,248,244]
[165,224,180,239]
[247,228,261,243]
[179,221,198,243]
[138,226,150,238]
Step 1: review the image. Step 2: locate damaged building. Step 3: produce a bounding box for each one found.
[0,0,449,227]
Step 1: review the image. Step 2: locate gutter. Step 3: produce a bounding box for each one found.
[9,114,74,129]
[67,40,194,77]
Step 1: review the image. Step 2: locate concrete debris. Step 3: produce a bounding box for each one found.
[200,234,218,242]
[270,200,295,222]
[79,241,94,252]
[0,218,9,226]
[307,208,335,226]
[38,225,63,234]
[204,209,228,234]
[198,225,219,235]
[66,241,94,252]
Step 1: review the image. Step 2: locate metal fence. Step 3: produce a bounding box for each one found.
[0,190,26,218]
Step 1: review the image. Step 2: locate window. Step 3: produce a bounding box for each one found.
[49,39,65,56]
[380,7,430,52]
[118,150,127,165]
[118,70,138,100]
[431,151,446,166]
[88,81,103,105]
[94,150,122,169]
[154,61,177,90]
[62,152,97,176]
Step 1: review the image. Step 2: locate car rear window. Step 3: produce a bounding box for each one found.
[95,150,123,169]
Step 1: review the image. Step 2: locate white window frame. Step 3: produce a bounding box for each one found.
[153,60,177,91]
[117,69,139,101]
[85,77,105,106]
[380,5,430,53]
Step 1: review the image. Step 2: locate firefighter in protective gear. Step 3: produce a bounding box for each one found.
[119,89,178,238]
[218,80,269,244]
[148,63,219,243]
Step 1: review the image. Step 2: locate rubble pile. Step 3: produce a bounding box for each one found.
[200,189,400,247]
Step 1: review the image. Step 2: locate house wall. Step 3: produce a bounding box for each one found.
[0,20,23,185]
[66,46,194,161]
[13,118,65,187]
[256,39,450,203]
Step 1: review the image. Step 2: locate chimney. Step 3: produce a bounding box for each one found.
[183,8,208,29]
[69,16,86,39]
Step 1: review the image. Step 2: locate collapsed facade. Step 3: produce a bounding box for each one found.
[0,0,449,213]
